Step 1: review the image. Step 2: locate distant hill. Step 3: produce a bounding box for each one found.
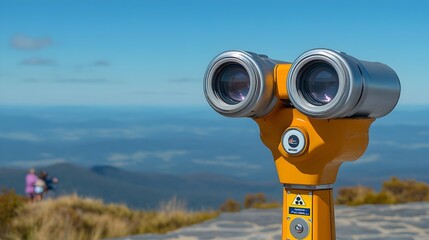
[0,163,281,209]
[0,106,429,208]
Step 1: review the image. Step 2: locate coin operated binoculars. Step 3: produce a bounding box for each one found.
[203,49,401,240]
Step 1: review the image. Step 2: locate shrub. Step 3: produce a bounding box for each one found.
[242,193,281,209]
[244,193,266,209]
[361,191,396,205]
[335,186,374,206]
[219,199,241,212]
[0,189,26,238]
[336,177,429,206]
[382,177,429,203]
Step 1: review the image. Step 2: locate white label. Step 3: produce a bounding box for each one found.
[282,128,306,155]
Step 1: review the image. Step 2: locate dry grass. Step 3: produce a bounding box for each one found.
[336,177,429,206]
[382,177,429,203]
[250,202,282,209]
[243,193,281,209]
[1,194,218,240]
[219,199,241,212]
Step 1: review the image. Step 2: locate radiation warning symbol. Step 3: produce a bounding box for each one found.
[292,194,306,206]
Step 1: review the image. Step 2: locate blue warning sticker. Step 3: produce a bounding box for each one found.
[289,207,311,216]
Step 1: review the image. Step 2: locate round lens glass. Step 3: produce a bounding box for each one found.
[216,64,250,104]
[299,62,339,105]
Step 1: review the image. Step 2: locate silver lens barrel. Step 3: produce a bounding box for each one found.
[287,49,401,119]
[204,50,279,117]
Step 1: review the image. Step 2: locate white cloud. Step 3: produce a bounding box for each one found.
[53,78,112,84]
[48,127,158,141]
[0,125,226,144]
[0,132,43,142]
[371,140,397,146]
[107,153,130,162]
[182,127,220,136]
[108,161,128,167]
[11,158,67,167]
[152,150,188,162]
[20,57,55,66]
[372,140,429,150]
[48,129,88,141]
[10,34,52,50]
[47,125,223,141]
[192,155,261,169]
[92,128,149,139]
[406,143,429,150]
[354,154,381,164]
[107,150,188,165]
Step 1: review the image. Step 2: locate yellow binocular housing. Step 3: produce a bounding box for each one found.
[203,49,401,186]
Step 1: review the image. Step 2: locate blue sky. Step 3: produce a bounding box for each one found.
[0,0,428,106]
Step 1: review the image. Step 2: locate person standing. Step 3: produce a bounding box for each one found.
[39,171,59,198]
[33,177,46,202]
[25,168,38,202]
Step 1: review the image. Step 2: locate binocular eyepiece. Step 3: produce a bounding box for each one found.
[204,49,401,119]
[204,51,280,117]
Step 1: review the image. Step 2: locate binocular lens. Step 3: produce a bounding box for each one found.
[216,64,250,104]
[299,62,339,105]
[288,49,401,119]
[204,50,278,117]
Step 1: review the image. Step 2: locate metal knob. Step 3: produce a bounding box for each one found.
[295,223,304,234]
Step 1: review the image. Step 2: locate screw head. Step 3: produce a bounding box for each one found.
[295,223,304,233]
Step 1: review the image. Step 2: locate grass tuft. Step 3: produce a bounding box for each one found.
[0,193,218,240]
[336,177,429,206]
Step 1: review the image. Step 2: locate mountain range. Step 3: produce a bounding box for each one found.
[0,163,280,209]
[0,106,428,208]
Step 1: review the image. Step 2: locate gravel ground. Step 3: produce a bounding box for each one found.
[109,203,429,240]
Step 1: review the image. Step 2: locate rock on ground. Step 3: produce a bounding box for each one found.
[109,203,429,240]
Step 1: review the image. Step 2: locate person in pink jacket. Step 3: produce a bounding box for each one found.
[25,168,38,202]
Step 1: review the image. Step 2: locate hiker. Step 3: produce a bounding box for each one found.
[25,168,38,202]
[33,176,46,202]
[39,171,59,198]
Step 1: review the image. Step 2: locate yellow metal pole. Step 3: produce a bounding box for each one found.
[282,187,335,240]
